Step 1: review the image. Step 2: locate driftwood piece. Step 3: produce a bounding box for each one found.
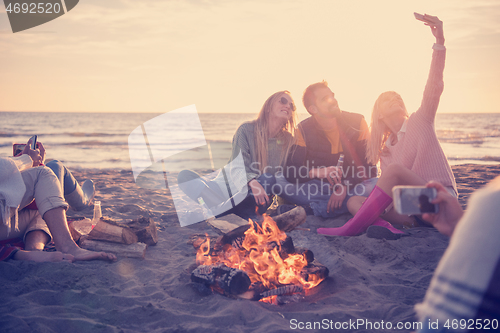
[127,217,158,246]
[273,206,306,232]
[79,238,147,259]
[191,264,251,296]
[88,219,138,244]
[208,214,249,234]
[69,218,93,242]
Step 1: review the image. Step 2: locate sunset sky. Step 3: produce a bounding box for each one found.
[0,0,499,119]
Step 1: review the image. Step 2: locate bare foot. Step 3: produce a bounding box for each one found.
[68,247,117,262]
[14,250,74,262]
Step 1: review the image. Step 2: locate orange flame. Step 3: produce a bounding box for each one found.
[195,215,325,297]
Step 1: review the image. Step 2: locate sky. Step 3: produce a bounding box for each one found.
[0,0,499,119]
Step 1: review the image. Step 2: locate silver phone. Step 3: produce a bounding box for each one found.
[414,12,431,23]
[29,135,38,149]
[393,186,439,215]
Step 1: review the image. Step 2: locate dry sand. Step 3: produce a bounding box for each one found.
[1,164,499,333]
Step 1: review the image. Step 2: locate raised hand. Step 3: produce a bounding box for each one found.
[422,14,444,45]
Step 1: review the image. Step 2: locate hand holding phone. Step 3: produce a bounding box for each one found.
[393,186,439,215]
[414,12,431,23]
[29,135,38,149]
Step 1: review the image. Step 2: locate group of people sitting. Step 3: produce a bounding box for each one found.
[0,14,498,330]
[178,14,456,240]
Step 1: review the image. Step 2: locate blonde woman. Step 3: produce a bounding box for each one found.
[177,91,297,220]
[318,14,457,237]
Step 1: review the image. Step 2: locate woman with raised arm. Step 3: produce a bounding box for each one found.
[318,14,457,237]
[178,91,297,221]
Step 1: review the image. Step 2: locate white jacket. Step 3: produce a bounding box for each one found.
[0,155,32,236]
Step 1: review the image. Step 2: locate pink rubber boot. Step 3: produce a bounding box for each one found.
[317,186,392,236]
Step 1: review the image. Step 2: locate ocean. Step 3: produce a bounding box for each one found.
[1,111,500,172]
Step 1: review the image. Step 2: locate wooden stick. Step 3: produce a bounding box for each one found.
[273,207,307,232]
[88,219,138,244]
[68,218,93,242]
[79,238,147,259]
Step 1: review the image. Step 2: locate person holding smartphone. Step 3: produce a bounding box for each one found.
[413,178,500,332]
[0,155,116,262]
[318,14,457,237]
[15,137,95,211]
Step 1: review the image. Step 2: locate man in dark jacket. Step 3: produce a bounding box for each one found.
[277,81,377,218]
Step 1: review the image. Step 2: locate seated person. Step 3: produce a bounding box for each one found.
[275,81,378,219]
[318,15,456,236]
[177,91,297,221]
[415,178,500,332]
[0,148,115,262]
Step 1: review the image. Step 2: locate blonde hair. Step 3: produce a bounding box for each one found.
[254,91,297,172]
[367,91,408,165]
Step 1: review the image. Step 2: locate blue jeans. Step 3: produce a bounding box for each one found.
[274,175,378,218]
[177,170,276,221]
[45,160,79,195]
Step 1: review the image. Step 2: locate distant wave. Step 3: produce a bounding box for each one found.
[0,132,123,138]
[448,156,500,162]
[437,129,500,145]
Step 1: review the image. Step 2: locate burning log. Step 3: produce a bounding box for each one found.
[193,214,329,304]
[216,206,306,250]
[191,264,251,296]
[260,284,304,298]
[273,206,306,232]
[299,262,329,286]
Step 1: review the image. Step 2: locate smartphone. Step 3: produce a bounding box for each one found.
[13,143,26,156]
[29,135,38,149]
[12,135,38,156]
[414,12,431,23]
[393,186,439,215]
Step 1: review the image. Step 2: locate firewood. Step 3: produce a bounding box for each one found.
[88,219,138,244]
[299,261,329,282]
[68,218,93,242]
[79,238,147,259]
[191,264,251,296]
[273,206,306,232]
[127,217,158,246]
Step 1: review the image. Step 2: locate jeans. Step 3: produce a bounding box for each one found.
[177,170,276,221]
[45,160,79,195]
[274,175,379,218]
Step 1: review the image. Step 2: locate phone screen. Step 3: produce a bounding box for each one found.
[394,187,438,215]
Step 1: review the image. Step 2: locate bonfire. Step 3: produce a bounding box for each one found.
[191,212,328,305]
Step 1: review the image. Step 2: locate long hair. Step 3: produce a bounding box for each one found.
[367,91,408,165]
[254,91,297,173]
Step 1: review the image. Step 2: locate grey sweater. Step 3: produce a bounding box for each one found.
[214,121,290,192]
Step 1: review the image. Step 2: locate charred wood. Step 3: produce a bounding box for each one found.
[191,264,251,296]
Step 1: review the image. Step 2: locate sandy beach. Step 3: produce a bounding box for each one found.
[1,164,499,333]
